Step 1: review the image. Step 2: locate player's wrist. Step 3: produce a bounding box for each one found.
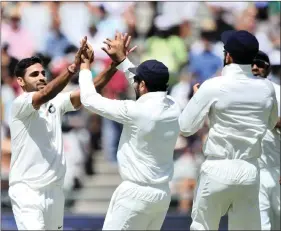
[112,56,126,66]
[80,61,91,70]
[67,64,77,74]
[117,54,126,64]
[110,61,119,70]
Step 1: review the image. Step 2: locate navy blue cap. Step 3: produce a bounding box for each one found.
[254,50,270,65]
[221,30,259,64]
[128,60,169,86]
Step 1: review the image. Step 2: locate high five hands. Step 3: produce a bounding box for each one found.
[76,32,137,70]
[74,36,94,70]
[68,36,88,73]
[102,31,137,64]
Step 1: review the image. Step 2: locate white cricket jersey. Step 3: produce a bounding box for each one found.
[179,64,279,161]
[79,59,181,185]
[9,92,76,189]
[259,81,280,169]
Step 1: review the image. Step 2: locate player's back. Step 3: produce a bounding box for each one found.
[204,69,277,161]
[197,65,278,185]
[117,92,181,185]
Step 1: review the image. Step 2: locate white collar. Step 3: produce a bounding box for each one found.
[137,91,167,103]
[221,63,253,77]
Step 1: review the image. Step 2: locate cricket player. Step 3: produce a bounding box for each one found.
[179,30,279,230]
[78,32,181,230]
[252,50,280,230]
[8,35,134,230]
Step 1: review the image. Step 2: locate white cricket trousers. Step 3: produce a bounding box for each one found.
[190,158,261,230]
[102,180,171,230]
[9,182,65,230]
[259,167,280,230]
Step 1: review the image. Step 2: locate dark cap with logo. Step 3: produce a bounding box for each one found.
[221,30,259,64]
[128,60,169,87]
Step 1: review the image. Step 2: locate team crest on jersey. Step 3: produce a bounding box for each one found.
[48,103,56,114]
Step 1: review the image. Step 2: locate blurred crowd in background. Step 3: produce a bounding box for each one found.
[1,1,280,214]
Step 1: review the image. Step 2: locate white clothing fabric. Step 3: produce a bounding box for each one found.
[200,157,260,186]
[258,81,280,169]
[191,169,261,230]
[259,167,280,230]
[179,64,278,161]
[9,182,64,230]
[102,181,170,230]
[79,59,181,185]
[179,63,278,230]
[9,92,76,189]
[79,59,180,230]
[258,81,280,230]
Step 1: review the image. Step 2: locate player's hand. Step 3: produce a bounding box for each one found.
[80,42,95,70]
[74,36,87,66]
[102,31,137,64]
[82,42,94,64]
[122,33,137,56]
[193,83,200,94]
[68,36,87,73]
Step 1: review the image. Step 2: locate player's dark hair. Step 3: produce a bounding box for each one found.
[134,75,168,92]
[14,56,43,77]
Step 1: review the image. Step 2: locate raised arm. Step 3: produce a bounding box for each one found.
[79,51,133,124]
[179,80,218,137]
[115,58,136,86]
[102,32,137,87]
[32,37,87,110]
[70,33,136,109]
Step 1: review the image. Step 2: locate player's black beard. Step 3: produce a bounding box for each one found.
[223,54,228,67]
[252,68,259,76]
[135,89,141,100]
[135,85,141,100]
[252,72,260,77]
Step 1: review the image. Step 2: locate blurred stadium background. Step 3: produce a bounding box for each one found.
[1,1,280,230]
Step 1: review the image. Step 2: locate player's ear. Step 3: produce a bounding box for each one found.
[17,76,26,88]
[140,80,146,90]
[226,53,233,64]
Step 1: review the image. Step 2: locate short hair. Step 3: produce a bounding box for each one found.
[146,81,168,92]
[134,76,168,92]
[14,56,43,77]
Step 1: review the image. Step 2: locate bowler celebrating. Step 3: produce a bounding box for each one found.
[8,36,134,230]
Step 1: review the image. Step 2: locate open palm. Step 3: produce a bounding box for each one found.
[102,32,137,64]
